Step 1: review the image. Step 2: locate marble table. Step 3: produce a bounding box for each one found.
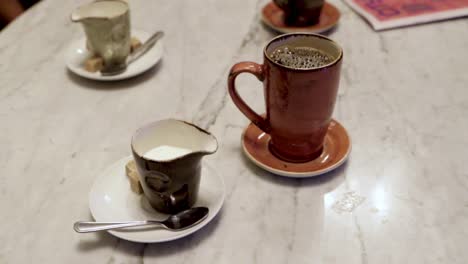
[1,0,468,263]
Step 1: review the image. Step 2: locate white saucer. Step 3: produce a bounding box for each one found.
[66,30,163,81]
[88,156,225,243]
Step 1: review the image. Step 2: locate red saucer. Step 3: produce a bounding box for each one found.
[242,119,351,178]
[261,1,341,34]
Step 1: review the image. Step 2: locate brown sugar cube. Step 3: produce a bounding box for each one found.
[130,37,142,53]
[125,160,143,194]
[84,56,104,73]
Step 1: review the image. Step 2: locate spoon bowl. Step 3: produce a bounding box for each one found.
[162,207,209,230]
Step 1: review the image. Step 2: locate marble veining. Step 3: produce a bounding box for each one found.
[1,0,468,263]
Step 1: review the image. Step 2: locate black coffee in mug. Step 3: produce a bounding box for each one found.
[269,45,333,69]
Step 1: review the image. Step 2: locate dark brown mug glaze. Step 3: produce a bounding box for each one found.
[131,119,218,214]
[132,153,202,214]
[228,33,343,163]
[273,0,324,26]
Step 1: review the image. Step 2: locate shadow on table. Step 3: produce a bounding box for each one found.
[239,149,346,192]
[76,207,223,257]
[66,60,163,91]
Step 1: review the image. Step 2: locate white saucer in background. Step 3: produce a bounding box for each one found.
[66,30,163,81]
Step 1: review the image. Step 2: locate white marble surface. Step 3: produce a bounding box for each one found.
[1,0,468,263]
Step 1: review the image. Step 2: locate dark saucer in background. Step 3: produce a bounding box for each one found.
[261,1,341,34]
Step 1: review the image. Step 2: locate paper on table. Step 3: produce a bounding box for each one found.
[343,0,468,30]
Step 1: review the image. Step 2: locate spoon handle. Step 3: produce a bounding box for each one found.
[73,220,162,233]
[127,31,164,64]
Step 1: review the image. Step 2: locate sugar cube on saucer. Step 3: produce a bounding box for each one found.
[125,160,143,194]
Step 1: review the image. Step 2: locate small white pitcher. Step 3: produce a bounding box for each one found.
[71,0,131,72]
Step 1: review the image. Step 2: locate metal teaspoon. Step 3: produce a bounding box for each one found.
[73,207,208,233]
[100,31,164,76]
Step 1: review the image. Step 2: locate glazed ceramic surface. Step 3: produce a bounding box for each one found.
[273,0,325,26]
[89,156,225,243]
[66,29,163,81]
[262,2,340,34]
[242,119,351,177]
[131,119,218,214]
[229,33,343,162]
[71,0,131,72]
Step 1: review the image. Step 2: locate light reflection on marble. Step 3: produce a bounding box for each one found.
[372,185,389,212]
[1,0,468,263]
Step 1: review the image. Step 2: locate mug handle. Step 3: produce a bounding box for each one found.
[228,62,271,133]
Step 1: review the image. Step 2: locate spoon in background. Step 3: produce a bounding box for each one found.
[74,207,208,233]
[100,31,165,76]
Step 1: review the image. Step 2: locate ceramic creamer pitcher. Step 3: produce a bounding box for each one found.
[71,0,131,72]
[131,119,218,214]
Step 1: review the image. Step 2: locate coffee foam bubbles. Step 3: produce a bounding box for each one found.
[269,46,333,69]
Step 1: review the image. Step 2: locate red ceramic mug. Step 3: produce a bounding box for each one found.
[228,33,343,162]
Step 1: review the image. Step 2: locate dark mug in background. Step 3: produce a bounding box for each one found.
[273,0,325,26]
